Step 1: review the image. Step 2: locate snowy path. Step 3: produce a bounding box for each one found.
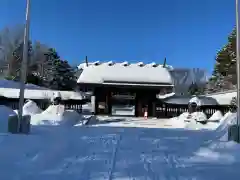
[0,126,239,180]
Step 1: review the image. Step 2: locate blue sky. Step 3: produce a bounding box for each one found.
[0,0,236,73]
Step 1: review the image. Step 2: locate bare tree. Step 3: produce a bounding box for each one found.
[0,25,24,78]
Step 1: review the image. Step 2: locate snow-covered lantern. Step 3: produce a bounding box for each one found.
[121,61,129,67]
[51,91,62,105]
[188,96,201,113]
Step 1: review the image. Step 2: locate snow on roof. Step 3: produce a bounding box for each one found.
[0,79,48,90]
[163,95,218,106]
[205,91,236,105]
[0,80,85,100]
[0,88,85,100]
[77,61,173,86]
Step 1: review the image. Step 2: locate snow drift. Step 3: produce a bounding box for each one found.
[165,117,186,128]
[208,110,223,122]
[31,105,83,126]
[177,111,207,122]
[190,112,207,122]
[167,112,207,130]
[14,100,42,116]
[23,100,42,115]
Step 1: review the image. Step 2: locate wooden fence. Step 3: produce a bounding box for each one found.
[156,103,231,119]
[0,96,232,119]
[0,96,89,113]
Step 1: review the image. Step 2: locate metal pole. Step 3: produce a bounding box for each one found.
[18,0,31,132]
[236,0,240,142]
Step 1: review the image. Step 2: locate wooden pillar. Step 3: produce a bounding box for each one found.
[93,87,97,115]
[105,91,108,114]
[152,102,156,117]
[135,93,139,117]
[105,90,112,115]
[107,91,112,115]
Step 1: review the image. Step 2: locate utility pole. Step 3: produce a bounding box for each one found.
[18,0,31,132]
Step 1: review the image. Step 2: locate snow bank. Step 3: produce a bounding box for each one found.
[177,111,207,122]
[167,110,233,130]
[14,100,42,116]
[0,105,17,133]
[178,112,190,121]
[191,112,207,122]
[31,105,82,126]
[215,112,235,133]
[208,110,223,122]
[166,116,186,128]
[23,100,42,116]
[185,120,206,130]
[185,111,233,131]
[169,111,208,130]
[185,113,239,166]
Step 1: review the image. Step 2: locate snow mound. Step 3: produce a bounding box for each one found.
[185,111,233,131]
[203,112,236,141]
[31,105,82,126]
[191,112,207,122]
[172,111,207,130]
[14,100,42,116]
[166,116,185,128]
[208,110,223,122]
[178,112,189,121]
[0,106,17,133]
[177,112,207,122]
[185,120,206,130]
[23,100,42,116]
[216,112,235,132]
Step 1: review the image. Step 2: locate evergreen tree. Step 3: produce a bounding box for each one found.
[0,25,78,88]
[188,82,199,95]
[230,96,237,112]
[226,27,237,85]
[208,27,237,92]
[49,59,76,90]
[42,48,59,80]
[43,48,76,90]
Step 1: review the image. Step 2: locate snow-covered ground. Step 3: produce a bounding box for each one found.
[89,116,185,129]
[86,110,225,130]
[0,102,240,179]
[0,118,239,179]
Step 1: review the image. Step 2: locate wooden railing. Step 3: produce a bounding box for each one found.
[0,96,232,119]
[0,96,89,113]
[155,103,231,119]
